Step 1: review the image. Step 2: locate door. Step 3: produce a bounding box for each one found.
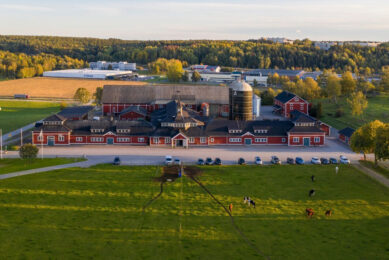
[107,138,114,144]
[303,137,310,146]
[48,136,55,146]
[245,138,252,145]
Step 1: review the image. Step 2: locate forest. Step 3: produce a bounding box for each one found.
[0,35,388,75]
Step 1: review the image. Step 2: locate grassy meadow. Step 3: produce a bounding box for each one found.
[0,158,85,175]
[315,94,389,130]
[0,164,388,259]
[0,100,60,133]
[0,77,145,99]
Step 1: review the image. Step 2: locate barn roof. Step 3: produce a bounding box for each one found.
[102,84,229,104]
[338,127,355,137]
[58,106,94,119]
[274,91,297,103]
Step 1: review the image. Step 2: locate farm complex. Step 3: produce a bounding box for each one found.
[32,81,326,147]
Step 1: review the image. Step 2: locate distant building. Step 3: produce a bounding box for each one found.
[43,69,133,80]
[89,61,136,71]
[262,37,294,44]
[273,91,309,118]
[244,69,305,86]
[187,71,240,84]
[190,65,221,72]
[314,41,338,50]
[338,127,355,145]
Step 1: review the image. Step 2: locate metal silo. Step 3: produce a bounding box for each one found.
[229,80,253,121]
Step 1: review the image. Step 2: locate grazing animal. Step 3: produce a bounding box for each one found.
[244,196,248,204]
[311,175,315,182]
[325,210,332,216]
[229,203,233,212]
[309,189,316,197]
[306,208,314,217]
[249,200,256,208]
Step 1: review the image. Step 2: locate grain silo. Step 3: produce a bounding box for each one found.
[229,80,253,121]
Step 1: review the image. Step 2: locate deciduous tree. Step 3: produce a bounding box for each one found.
[375,124,389,163]
[94,87,103,105]
[341,71,356,95]
[347,91,368,116]
[326,74,341,103]
[74,88,91,104]
[191,70,201,82]
[19,144,39,160]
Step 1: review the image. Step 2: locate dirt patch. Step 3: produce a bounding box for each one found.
[154,165,202,183]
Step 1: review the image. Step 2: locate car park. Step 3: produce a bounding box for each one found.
[197,158,205,165]
[311,157,321,164]
[113,156,121,165]
[320,158,330,165]
[205,157,213,165]
[340,155,350,164]
[238,158,246,165]
[286,157,295,164]
[329,157,338,164]
[165,155,173,165]
[214,158,222,165]
[271,156,281,165]
[295,157,304,165]
[254,156,263,165]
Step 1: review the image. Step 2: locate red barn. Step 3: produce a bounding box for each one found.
[338,127,355,145]
[274,91,309,118]
[119,106,147,120]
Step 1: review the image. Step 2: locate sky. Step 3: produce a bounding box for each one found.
[0,0,388,41]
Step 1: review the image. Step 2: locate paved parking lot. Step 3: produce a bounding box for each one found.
[3,138,366,165]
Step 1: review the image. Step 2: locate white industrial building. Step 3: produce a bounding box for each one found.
[187,71,241,83]
[89,61,136,71]
[43,69,132,80]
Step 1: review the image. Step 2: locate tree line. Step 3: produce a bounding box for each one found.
[0,50,86,79]
[0,35,388,73]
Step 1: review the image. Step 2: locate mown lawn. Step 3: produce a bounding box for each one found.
[0,158,85,175]
[0,164,388,259]
[314,94,389,130]
[0,100,60,133]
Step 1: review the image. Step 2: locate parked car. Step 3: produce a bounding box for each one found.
[254,156,263,165]
[286,157,295,164]
[214,158,222,165]
[205,157,213,165]
[320,158,330,165]
[174,158,181,165]
[271,156,281,165]
[340,155,350,164]
[311,157,321,165]
[329,157,338,164]
[296,157,304,165]
[238,158,246,165]
[113,156,121,165]
[165,155,173,165]
[197,158,205,165]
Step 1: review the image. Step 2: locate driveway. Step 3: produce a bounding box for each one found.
[3,138,365,165]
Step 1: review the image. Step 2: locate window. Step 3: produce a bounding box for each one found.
[76,137,83,142]
[254,129,268,134]
[138,138,145,143]
[282,138,286,142]
[229,129,242,134]
[200,137,206,143]
[153,137,159,144]
[229,138,241,143]
[255,138,267,143]
[37,135,43,141]
[300,104,304,110]
[210,138,214,143]
[58,135,64,141]
[293,137,299,143]
[91,137,103,142]
[290,104,294,110]
[314,137,320,143]
[189,137,195,143]
[165,137,171,144]
[117,138,130,142]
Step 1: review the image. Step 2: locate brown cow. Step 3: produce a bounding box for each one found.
[306,208,314,217]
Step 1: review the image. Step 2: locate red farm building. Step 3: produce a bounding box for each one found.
[273,91,309,118]
[338,127,355,145]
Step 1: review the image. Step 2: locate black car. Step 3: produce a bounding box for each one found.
[238,158,246,165]
[329,157,338,164]
[205,157,213,165]
[113,157,121,165]
[320,158,330,165]
[214,158,222,165]
[197,158,205,165]
[287,157,295,164]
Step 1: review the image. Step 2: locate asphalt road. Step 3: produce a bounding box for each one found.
[2,138,366,165]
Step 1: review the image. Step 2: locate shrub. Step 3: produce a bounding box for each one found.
[19,144,39,160]
[60,102,68,110]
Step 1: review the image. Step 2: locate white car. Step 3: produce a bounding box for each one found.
[165,155,173,165]
[174,158,181,165]
[340,155,350,164]
[255,156,263,165]
[311,157,321,164]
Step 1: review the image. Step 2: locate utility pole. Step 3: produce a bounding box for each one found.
[20,128,23,146]
[0,129,3,160]
[40,129,43,160]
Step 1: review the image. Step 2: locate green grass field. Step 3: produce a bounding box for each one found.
[0,100,60,133]
[314,94,389,130]
[0,158,85,175]
[0,164,388,259]
[360,160,389,179]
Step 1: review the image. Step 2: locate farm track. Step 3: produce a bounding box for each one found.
[138,181,165,230]
[188,175,270,260]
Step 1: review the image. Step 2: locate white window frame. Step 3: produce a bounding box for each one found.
[76,137,83,142]
[293,137,299,143]
[210,138,214,143]
[138,137,145,143]
[314,137,320,143]
[229,138,241,143]
[153,137,159,144]
[200,137,206,143]
[189,137,195,143]
[37,135,43,141]
[282,138,286,142]
[58,135,64,141]
[165,137,171,144]
[255,138,267,143]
